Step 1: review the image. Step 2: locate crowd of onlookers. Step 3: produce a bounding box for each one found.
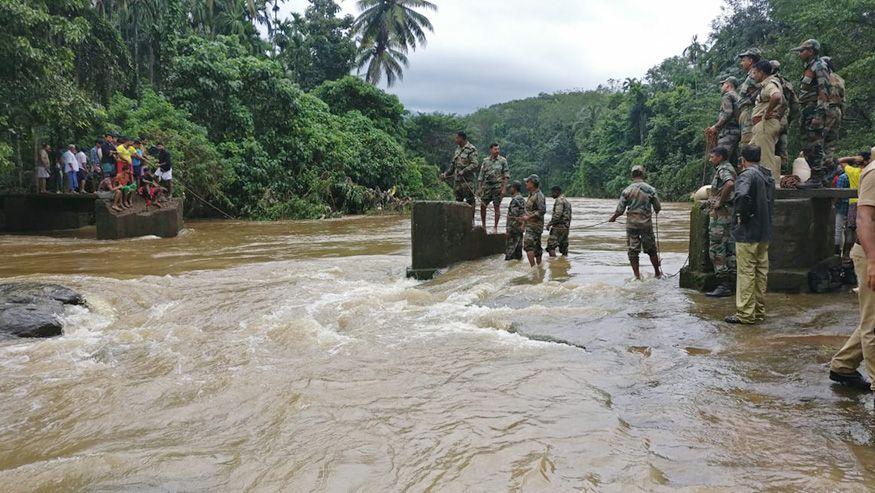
[35,133,173,212]
[833,149,873,263]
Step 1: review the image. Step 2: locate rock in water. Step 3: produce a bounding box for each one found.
[0,283,85,338]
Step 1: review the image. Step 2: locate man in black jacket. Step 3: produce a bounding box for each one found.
[726,144,775,324]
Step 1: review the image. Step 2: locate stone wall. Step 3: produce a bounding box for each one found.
[0,193,95,232]
[407,201,506,280]
[680,188,856,293]
[95,197,183,240]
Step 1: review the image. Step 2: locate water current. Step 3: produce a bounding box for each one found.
[1,198,873,491]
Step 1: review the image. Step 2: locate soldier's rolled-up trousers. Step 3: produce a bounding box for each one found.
[708,216,735,278]
[751,118,782,182]
[735,241,769,323]
[830,244,875,390]
[801,105,826,177]
[505,229,523,260]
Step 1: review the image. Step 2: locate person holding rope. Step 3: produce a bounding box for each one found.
[441,132,480,222]
[546,185,572,257]
[609,165,662,280]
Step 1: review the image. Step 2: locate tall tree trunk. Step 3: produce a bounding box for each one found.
[133,1,140,95]
[15,130,23,190]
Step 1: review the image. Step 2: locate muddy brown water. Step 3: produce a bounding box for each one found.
[0,198,873,491]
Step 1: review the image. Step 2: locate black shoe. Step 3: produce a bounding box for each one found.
[829,370,872,391]
[706,284,733,298]
[796,177,824,189]
[724,315,754,325]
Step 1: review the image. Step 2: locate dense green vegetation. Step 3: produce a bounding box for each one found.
[412,0,875,200]
[0,0,446,219]
[2,0,873,217]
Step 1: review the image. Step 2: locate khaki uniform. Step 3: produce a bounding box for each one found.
[478,155,508,207]
[505,193,526,260]
[709,161,737,279]
[831,161,875,389]
[523,190,546,255]
[449,142,479,205]
[546,195,572,255]
[615,180,661,260]
[750,76,785,180]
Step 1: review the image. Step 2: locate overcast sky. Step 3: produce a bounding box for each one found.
[281,0,726,114]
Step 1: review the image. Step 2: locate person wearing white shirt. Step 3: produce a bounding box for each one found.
[62,145,79,193]
[75,147,88,192]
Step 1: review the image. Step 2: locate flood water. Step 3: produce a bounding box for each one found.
[1,198,873,491]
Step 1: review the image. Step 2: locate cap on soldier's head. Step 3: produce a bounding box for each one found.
[719,76,739,87]
[525,174,540,186]
[769,60,781,72]
[631,165,646,176]
[791,39,821,53]
[736,48,763,60]
[510,180,522,192]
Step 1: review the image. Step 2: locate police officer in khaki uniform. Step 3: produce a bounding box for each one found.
[736,48,764,145]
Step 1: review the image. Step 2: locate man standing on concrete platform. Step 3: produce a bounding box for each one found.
[546,186,572,257]
[609,166,662,280]
[822,56,845,167]
[829,151,875,391]
[770,60,799,172]
[478,143,508,233]
[737,48,763,146]
[725,145,775,324]
[442,132,480,214]
[35,143,50,193]
[62,144,79,193]
[706,76,741,164]
[505,181,526,261]
[792,39,833,189]
[706,147,737,297]
[750,60,786,181]
[520,175,546,267]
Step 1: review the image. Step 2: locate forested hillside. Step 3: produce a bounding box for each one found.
[411,0,875,200]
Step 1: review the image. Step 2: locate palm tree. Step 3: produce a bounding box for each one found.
[353,0,436,86]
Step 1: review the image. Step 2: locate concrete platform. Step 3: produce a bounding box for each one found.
[0,193,97,231]
[680,188,856,293]
[95,196,183,240]
[407,201,506,280]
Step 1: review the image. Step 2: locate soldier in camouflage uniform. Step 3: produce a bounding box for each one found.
[706,147,737,297]
[707,76,741,164]
[769,60,799,172]
[519,174,547,267]
[546,186,572,257]
[609,166,663,280]
[822,56,845,167]
[442,131,480,210]
[792,39,833,189]
[478,143,509,233]
[504,181,526,261]
[736,48,764,146]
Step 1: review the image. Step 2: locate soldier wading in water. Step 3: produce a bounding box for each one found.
[609,166,663,280]
[504,181,526,261]
[518,174,547,267]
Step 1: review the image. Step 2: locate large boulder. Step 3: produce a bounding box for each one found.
[0,283,85,338]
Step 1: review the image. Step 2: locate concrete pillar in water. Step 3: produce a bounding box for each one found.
[406,201,506,280]
[680,188,857,293]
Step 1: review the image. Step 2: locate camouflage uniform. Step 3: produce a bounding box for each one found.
[449,142,480,205]
[797,54,832,180]
[523,190,546,255]
[715,87,741,163]
[615,180,661,260]
[505,191,526,260]
[737,70,759,145]
[546,194,572,255]
[824,70,845,166]
[478,155,508,207]
[709,161,737,280]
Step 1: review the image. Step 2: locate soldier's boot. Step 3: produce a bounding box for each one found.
[796,174,825,189]
[706,282,733,298]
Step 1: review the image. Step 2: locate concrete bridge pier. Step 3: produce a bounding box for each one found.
[406,201,506,280]
[680,188,857,293]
